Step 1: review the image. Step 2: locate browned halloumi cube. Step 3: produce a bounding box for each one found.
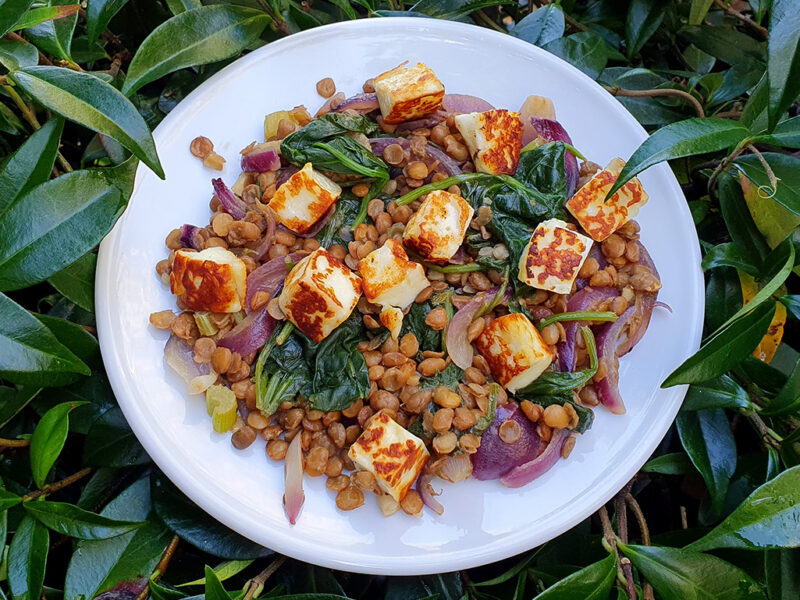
[348,411,429,503]
[358,239,430,309]
[566,158,648,241]
[170,248,247,313]
[518,218,593,294]
[373,62,445,124]
[278,248,362,342]
[453,109,523,175]
[475,313,554,392]
[402,190,474,264]
[268,163,341,235]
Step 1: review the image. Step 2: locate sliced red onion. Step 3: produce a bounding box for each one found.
[331,92,379,114]
[655,301,672,312]
[164,335,216,394]
[500,429,568,488]
[368,138,462,177]
[217,307,276,356]
[437,453,473,483]
[441,94,494,114]
[525,118,579,196]
[471,403,542,480]
[276,165,299,187]
[557,286,619,371]
[283,431,305,524]
[417,473,444,515]
[251,208,277,261]
[396,115,445,131]
[179,224,203,250]
[369,136,409,156]
[212,178,247,220]
[574,244,607,290]
[244,252,305,314]
[241,148,280,173]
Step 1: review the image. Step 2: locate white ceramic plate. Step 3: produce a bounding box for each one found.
[96,17,704,575]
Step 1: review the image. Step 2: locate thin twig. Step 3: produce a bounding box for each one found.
[22,467,92,501]
[135,535,181,600]
[626,494,654,600]
[563,12,588,32]
[604,85,705,118]
[680,506,688,530]
[713,0,768,39]
[0,437,30,448]
[4,31,53,65]
[615,483,636,600]
[746,144,780,197]
[473,9,506,33]
[243,556,287,600]
[708,140,750,196]
[746,410,783,448]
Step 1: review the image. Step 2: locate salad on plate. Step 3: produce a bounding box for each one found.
[149,61,662,524]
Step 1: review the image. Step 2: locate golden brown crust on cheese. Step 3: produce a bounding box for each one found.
[359,240,412,302]
[475,314,553,388]
[383,90,445,124]
[403,190,472,263]
[522,226,588,287]
[268,168,339,235]
[478,110,523,175]
[170,251,240,313]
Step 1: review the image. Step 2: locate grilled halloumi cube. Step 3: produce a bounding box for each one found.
[170,248,247,313]
[278,248,362,342]
[268,163,341,235]
[348,411,429,503]
[454,109,523,175]
[358,239,429,308]
[379,307,403,341]
[373,62,445,124]
[518,218,593,294]
[475,313,553,392]
[403,190,474,264]
[566,158,648,241]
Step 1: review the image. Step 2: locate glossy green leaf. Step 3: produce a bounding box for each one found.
[625,0,665,57]
[682,375,752,411]
[688,466,800,551]
[8,516,49,600]
[0,165,130,291]
[781,294,800,320]
[151,473,272,560]
[0,37,39,70]
[689,0,714,25]
[164,0,201,15]
[12,66,163,177]
[718,173,770,267]
[544,32,608,80]
[48,252,97,313]
[83,406,150,467]
[122,5,271,96]
[36,314,99,366]
[762,355,800,416]
[11,5,80,32]
[733,152,800,216]
[0,488,22,511]
[710,240,794,336]
[23,500,144,540]
[23,0,78,65]
[0,385,39,428]
[701,242,759,276]
[0,118,63,219]
[408,0,511,19]
[679,24,766,68]
[765,549,800,600]
[677,408,737,515]
[532,554,616,599]
[754,116,800,149]
[511,4,564,47]
[618,543,767,600]
[663,301,774,387]
[0,292,89,386]
[178,559,253,587]
[606,118,749,200]
[705,267,742,333]
[64,477,172,600]
[204,567,233,600]
[642,452,693,475]
[86,0,128,44]
[30,400,88,488]
[0,0,35,38]
[767,0,800,129]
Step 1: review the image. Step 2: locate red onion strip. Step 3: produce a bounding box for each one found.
[244,252,305,314]
[446,290,491,370]
[441,94,494,113]
[557,286,619,372]
[241,148,280,173]
[500,429,568,488]
[283,431,305,524]
[179,224,203,250]
[251,208,277,261]
[331,92,379,113]
[417,474,444,515]
[212,178,247,220]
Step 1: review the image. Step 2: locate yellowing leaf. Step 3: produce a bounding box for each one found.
[739,270,786,364]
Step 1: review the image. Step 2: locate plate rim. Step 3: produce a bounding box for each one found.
[96,16,704,575]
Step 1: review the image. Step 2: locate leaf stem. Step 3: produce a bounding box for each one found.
[707,137,751,196]
[713,0,768,39]
[746,143,780,196]
[473,10,506,33]
[0,437,30,448]
[603,85,705,119]
[136,535,181,600]
[21,467,92,501]
[243,556,287,600]
[625,493,655,600]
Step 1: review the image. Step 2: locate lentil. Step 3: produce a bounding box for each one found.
[543,404,570,429]
[231,426,257,449]
[336,486,365,511]
[316,77,335,98]
[498,420,522,444]
[266,439,288,460]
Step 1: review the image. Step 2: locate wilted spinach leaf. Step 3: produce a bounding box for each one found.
[401,302,442,356]
[309,316,371,411]
[419,363,464,390]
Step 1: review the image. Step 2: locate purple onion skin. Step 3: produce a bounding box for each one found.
[471,404,542,480]
[529,118,579,196]
[179,224,202,250]
[211,178,247,220]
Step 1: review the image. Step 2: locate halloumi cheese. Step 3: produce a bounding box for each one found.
[518,218,593,294]
[278,248,362,342]
[358,239,429,309]
[373,62,445,124]
[475,313,553,392]
[348,411,429,503]
[170,247,247,313]
[566,158,648,241]
[268,163,341,235]
[454,109,523,175]
[379,306,404,341]
[402,190,474,264]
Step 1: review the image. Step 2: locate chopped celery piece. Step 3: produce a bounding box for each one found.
[232,310,246,325]
[206,384,237,433]
[194,312,218,336]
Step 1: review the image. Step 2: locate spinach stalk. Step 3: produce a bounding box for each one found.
[537,311,618,329]
[395,172,532,206]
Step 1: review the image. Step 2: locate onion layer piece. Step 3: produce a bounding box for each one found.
[437,453,473,483]
[251,208,277,261]
[446,286,510,369]
[441,94,494,113]
[164,335,216,394]
[557,286,619,372]
[500,429,568,488]
[525,118,579,196]
[368,137,462,177]
[331,92,379,113]
[471,403,542,480]
[179,224,203,250]
[211,178,247,220]
[418,473,444,515]
[244,252,305,314]
[283,431,305,524]
[241,147,280,173]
